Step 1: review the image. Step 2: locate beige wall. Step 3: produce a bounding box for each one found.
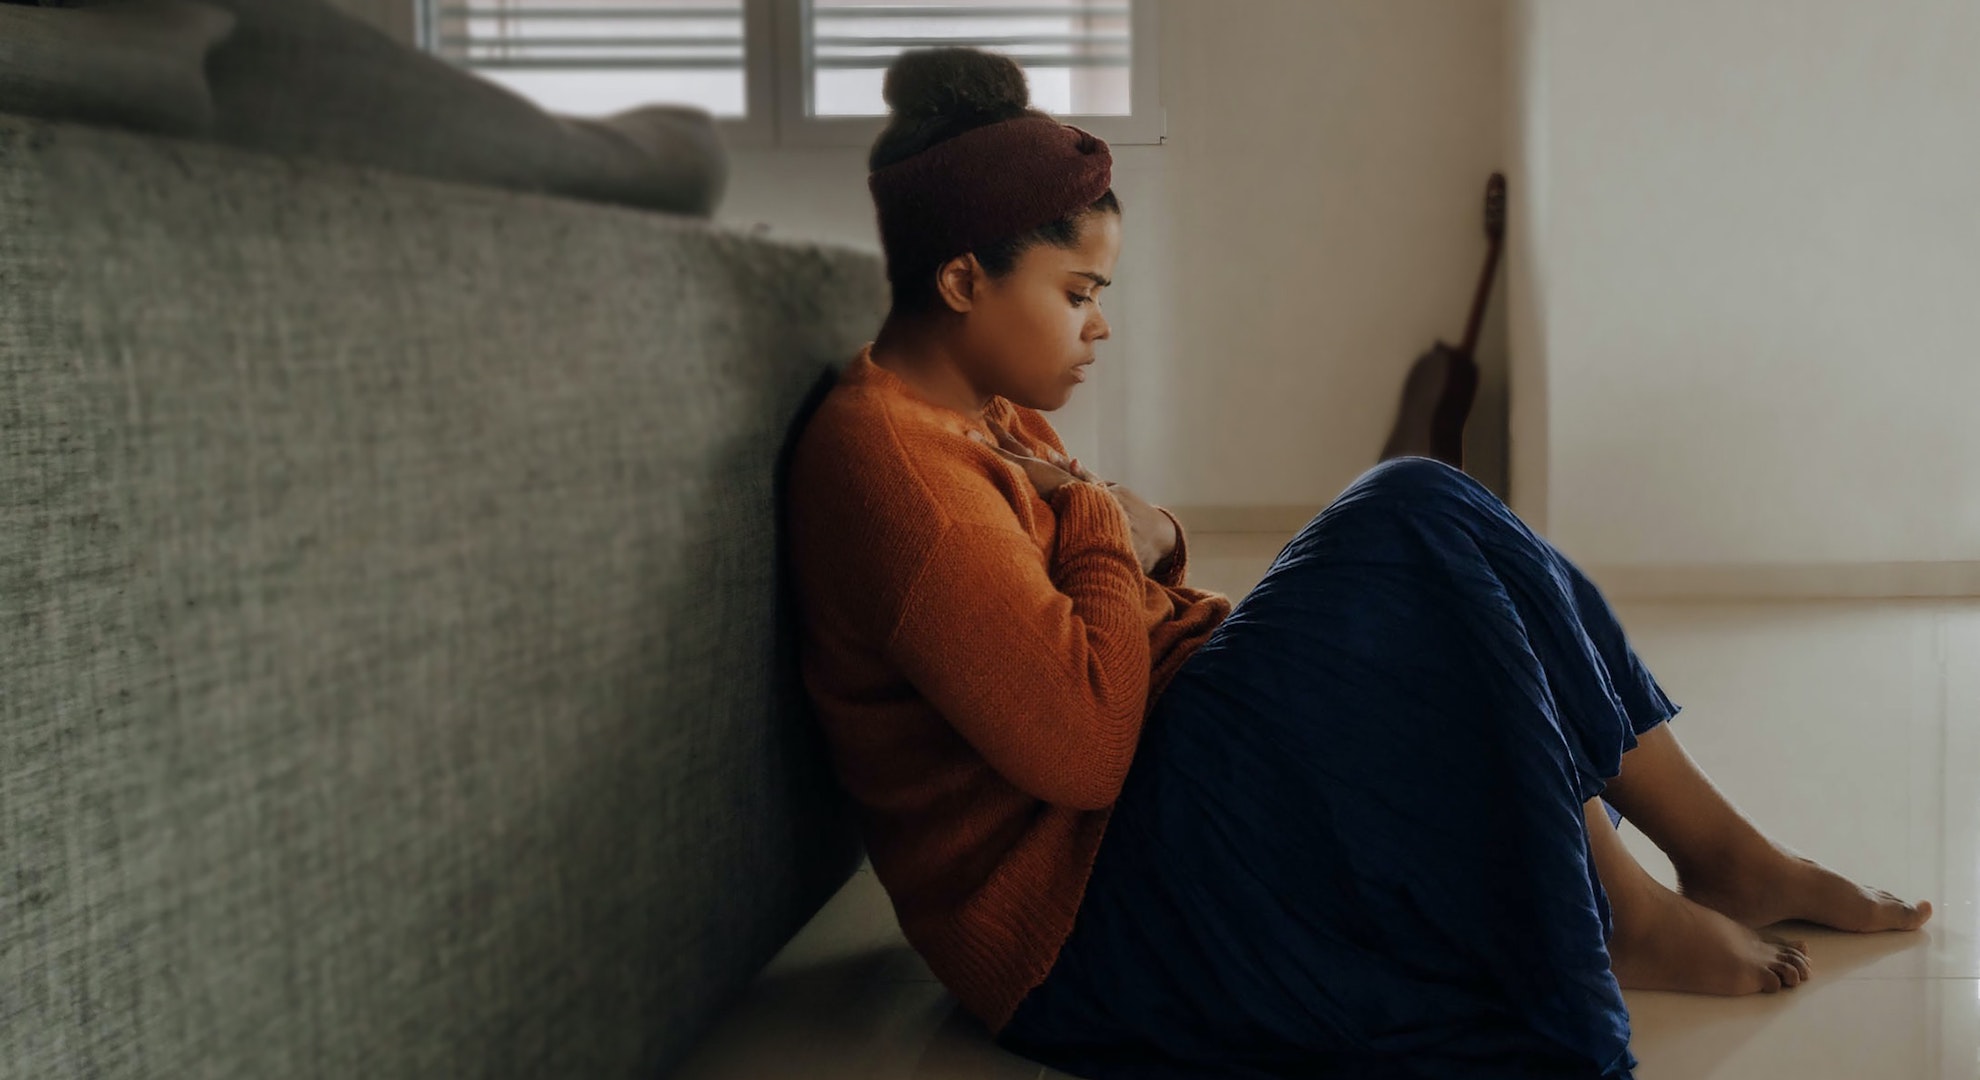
[721,0,1514,510]
[1511,0,1980,569]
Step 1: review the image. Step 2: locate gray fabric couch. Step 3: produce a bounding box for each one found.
[0,112,878,1078]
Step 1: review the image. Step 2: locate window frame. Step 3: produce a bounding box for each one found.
[417,0,1164,150]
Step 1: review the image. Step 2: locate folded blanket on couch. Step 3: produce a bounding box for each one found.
[0,0,729,217]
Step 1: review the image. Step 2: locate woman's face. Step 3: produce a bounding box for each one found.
[944,210,1121,412]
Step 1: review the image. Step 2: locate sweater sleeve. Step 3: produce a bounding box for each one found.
[882,481,1152,811]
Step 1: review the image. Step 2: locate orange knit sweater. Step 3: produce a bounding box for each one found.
[785,344,1232,1033]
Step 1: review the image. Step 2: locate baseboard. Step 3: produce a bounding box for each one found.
[1581,562,1980,601]
[1171,506,1980,600]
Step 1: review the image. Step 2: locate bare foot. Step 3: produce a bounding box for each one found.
[1609,878,1813,995]
[1678,843,1934,933]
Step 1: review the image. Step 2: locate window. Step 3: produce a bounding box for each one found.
[806,3,1131,119]
[418,0,1162,147]
[421,1,752,118]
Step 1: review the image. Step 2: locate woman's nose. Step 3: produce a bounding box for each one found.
[1090,310,1111,341]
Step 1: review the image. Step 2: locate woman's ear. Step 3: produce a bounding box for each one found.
[933,253,981,314]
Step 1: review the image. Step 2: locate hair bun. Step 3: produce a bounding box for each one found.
[882,47,1031,121]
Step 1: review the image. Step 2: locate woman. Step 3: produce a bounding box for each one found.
[784,47,1931,1080]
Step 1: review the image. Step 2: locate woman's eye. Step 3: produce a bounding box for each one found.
[1069,293,1092,307]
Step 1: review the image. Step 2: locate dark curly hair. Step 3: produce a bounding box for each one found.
[869,47,1122,312]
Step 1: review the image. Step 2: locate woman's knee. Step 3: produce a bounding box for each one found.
[1280,458,1522,571]
[1348,457,1495,515]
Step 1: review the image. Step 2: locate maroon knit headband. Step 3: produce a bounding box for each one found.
[868,115,1113,272]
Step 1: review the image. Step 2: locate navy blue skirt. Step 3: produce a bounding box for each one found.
[994,458,1677,1080]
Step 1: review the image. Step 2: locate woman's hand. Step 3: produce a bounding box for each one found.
[1103,480,1179,577]
[970,425,1081,498]
[973,421,1177,575]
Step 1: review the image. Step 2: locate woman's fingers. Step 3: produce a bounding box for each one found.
[1043,447,1101,483]
[969,427,1097,497]
[983,422,1094,480]
[973,426,1028,456]
[993,427,1032,456]
[1014,458,1072,495]
[975,426,1045,466]
[970,430,1077,496]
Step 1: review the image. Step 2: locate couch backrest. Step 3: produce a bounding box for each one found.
[0,114,876,1080]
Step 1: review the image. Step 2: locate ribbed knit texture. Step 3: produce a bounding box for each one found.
[785,344,1232,1033]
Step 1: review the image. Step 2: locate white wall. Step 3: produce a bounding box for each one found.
[1142,0,1509,508]
[1511,0,1980,569]
[1503,0,1551,532]
[721,0,1514,509]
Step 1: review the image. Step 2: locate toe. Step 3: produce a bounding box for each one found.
[1874,896,1932,931]
[1761,936,1813,986]
[1783,947,1812,982]
[1903,900,1934,930]
[1772,959,1801,988]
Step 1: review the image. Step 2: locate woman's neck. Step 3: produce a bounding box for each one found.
[870,313,993,420]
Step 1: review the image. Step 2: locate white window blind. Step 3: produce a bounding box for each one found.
[807,1,1132,118]
[420,0,1161,145]
[423,0,749,118]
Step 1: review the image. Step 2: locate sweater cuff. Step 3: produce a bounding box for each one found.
[1150,506,1189,587]
[1049,481,1136,555]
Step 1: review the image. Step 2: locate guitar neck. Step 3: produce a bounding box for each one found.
[1458,235,1505,359]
